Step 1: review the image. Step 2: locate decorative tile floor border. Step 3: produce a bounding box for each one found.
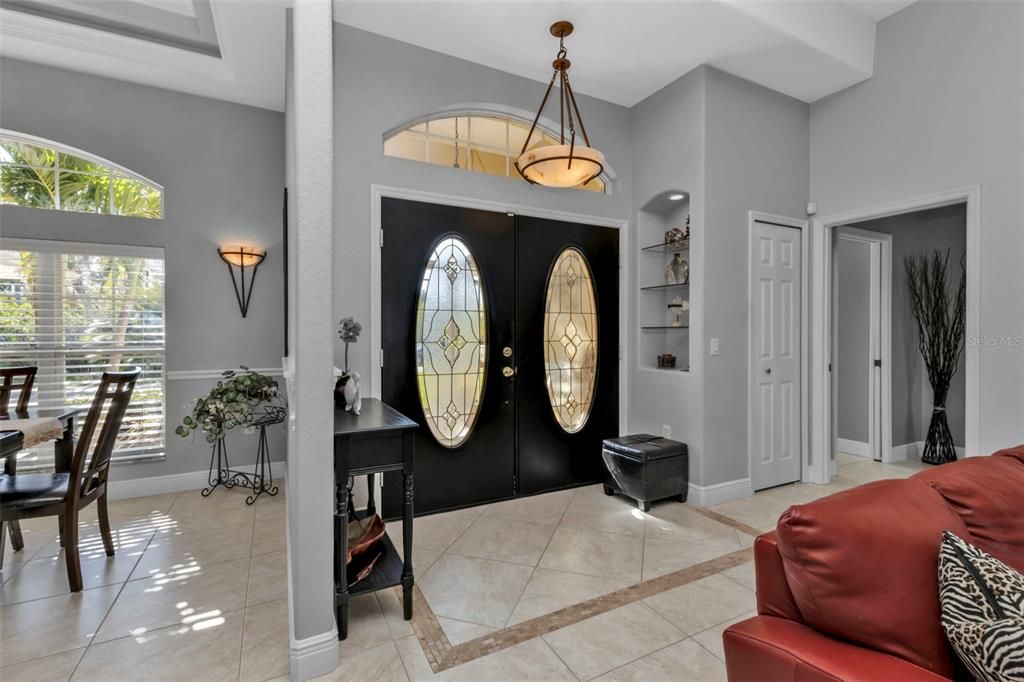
[692,505,767,538]
[406,523,757,673]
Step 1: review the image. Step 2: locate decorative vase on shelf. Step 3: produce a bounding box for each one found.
[665,227,685,247]
[665,258,678,285]
[668,253,689,285]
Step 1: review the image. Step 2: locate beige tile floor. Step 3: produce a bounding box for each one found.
[0,453,926,681]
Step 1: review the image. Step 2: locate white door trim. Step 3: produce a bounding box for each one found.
[747,211,811,487]
[831,226,893,463]
[368,184,631,431]
[811,186,981,484]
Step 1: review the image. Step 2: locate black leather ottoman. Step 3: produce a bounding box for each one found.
[602,435,688,511]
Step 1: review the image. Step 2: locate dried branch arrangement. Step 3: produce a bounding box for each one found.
[905,249,966,464]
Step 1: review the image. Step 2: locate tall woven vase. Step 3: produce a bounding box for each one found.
[905,249,965,466]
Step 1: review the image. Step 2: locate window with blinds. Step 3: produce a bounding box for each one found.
[0,238,165,467]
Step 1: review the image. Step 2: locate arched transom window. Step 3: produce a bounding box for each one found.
[384,112,606,194]
[0,130,163,219]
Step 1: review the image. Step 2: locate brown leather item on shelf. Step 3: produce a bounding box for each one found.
[346,513,386,564]
[348,550,383,588]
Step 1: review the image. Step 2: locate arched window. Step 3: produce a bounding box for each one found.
[0,130,163,219]
[384,107,609,194]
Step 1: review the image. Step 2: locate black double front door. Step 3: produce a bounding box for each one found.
[380,197,618,517]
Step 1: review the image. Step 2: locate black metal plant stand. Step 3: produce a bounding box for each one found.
[201,406,285,504]
[246,406,285,504]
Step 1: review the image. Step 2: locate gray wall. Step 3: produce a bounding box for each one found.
[835,237,871,443]
[810,0,1024,454]
[702,67,809,486]
[0,58,286,480]
[333,24,633,383]
[852,204,967,447]
[628,66,707,484]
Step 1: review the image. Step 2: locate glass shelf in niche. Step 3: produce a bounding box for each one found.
[640,325,690,332]
[641,239,689,254]
[641,282,690,292]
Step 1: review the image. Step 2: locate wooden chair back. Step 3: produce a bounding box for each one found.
[0,366,37,415]
[67,369,141,503]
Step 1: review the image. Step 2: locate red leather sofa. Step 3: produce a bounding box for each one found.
[723,446,1024,681]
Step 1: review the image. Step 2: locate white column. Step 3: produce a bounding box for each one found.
[284,2,337,680]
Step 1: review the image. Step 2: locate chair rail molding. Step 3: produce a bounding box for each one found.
[166,368,284,381]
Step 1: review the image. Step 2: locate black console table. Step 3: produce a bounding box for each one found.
[334,398,416,640]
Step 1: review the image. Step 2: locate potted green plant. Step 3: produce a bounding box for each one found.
[176,367,280,443]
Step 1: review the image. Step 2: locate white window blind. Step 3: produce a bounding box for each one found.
[0,238,165,467]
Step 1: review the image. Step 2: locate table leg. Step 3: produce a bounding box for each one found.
[3,457,24,551]
[366,473,376,516]
[335,474,350,640]
[402,470,414,620]
[55,416,75,473]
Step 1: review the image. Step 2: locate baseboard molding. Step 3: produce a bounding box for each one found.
[289,628,339,682]
[106,461,287,500]
[688,478,753,507]
[836,438,871,458]
[890,441,966,463]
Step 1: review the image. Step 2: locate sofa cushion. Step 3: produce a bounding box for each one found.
[913,455,1024,572]
[993,444,1024,466]
[776,478,970,679]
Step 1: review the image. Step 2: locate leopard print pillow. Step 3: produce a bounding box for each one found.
[938,531,1024,681]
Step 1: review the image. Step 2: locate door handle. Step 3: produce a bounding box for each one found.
[502,366,516,378]
[765,368,772,374]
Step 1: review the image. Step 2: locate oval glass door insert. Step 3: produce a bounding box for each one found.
[544,247,598,433]
[416,236,487,448]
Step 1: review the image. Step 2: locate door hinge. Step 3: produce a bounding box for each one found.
[379,348,384,368]
[379,229,384,248]
[828,362,832,372]
[874,358,882,368]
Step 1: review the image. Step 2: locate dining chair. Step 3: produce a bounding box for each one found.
[0,366,37,415]
[0,369,140,591]
[0,366,37,559]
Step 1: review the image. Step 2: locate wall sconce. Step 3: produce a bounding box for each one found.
[218,245,266,318]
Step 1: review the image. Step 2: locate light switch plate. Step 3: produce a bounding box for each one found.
[710,338,720,356]
[662,424,672,438]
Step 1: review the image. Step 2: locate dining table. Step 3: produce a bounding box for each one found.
[0,408,81,474]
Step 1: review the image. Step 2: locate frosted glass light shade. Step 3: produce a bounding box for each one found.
[516,144,604,188]
[218,246,265,267]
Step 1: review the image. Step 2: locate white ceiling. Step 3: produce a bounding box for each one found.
[0,0,289,111]
[333,0,917,106]
[0,0,916,112]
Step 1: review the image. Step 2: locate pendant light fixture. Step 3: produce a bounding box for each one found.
[515,21,605,188]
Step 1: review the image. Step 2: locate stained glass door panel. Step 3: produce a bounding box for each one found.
[380,198,516,516]
[516,217,619,495]
[544,248,598,433]
[415,237,487,448]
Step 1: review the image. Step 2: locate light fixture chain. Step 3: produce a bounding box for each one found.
[562,72,591,147]
[519,71,558,156]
